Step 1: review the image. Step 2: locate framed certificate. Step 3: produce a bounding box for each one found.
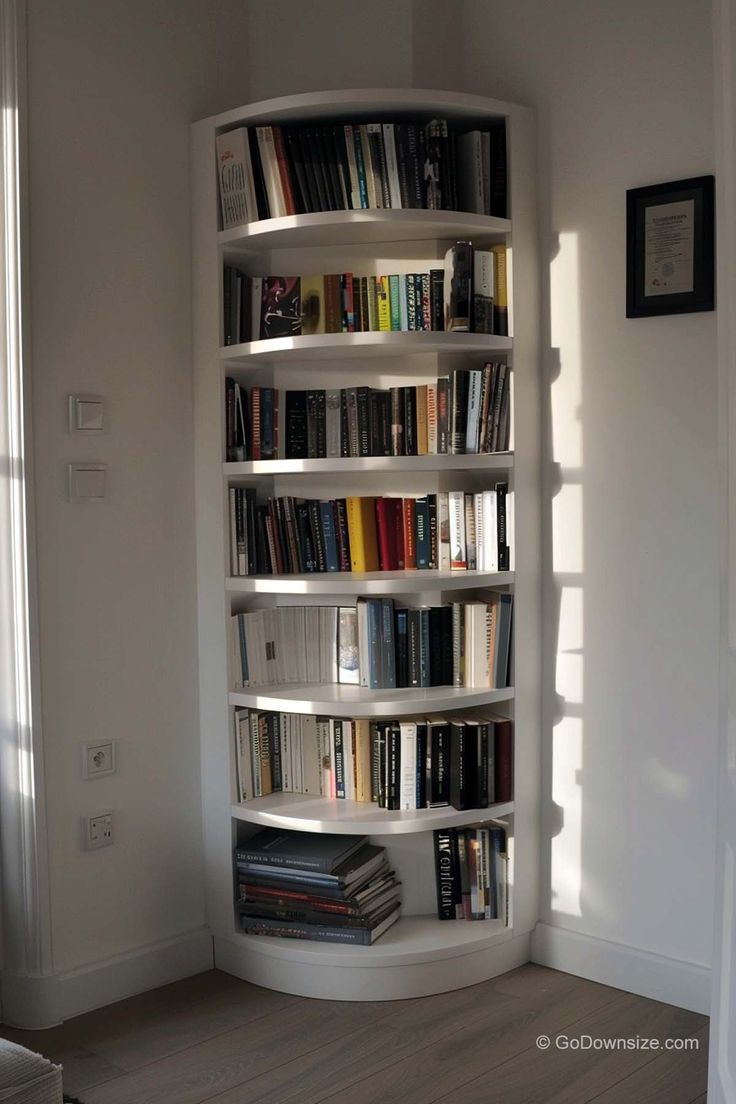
[626,175,714,318]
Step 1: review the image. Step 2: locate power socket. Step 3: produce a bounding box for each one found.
[81,740,115,779]
[83,812,114,850]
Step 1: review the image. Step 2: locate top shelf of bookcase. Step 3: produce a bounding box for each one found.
[221,332,512,364]
[219,211,512,254]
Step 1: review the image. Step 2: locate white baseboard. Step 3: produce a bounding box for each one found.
[531,922,711,1015]
[2,927,214,1029]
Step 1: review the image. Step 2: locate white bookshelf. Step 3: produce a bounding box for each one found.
[192,88,540,1001]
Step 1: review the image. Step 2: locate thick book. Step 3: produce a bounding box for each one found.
[216,128,257,228]
[261,276,301,339]
[346,496,379,572]
[444,242,473,332]
[434,828,459,920]
[240,904,401,945]
[235,829,366,875]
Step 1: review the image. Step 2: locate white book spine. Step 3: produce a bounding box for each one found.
[483,490,499,572]
[357,600,369,687]
[464,494,477,570]
[255,126,286,217]
[465,370,482,454]
[382,123,402,208]
[359,125,378,209]
[343,125,361,208]
[216,128,253,228]
[293,715,303,794]
[506,490,515,570]
[438,492,451,571]
[474,492,484,571]
[399,723,418,810]
[236,712,253,801]
[449,490,467,570]
[301,716,321,794]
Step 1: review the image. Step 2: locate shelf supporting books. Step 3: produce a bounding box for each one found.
[192,89,540,1000]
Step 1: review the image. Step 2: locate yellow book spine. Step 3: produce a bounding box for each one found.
[377,276,391,331]
[491,245,508,308]
[346,497,379,572]
[354,719,372,802]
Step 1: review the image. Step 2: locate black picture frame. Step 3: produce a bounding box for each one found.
[626,175,714,318]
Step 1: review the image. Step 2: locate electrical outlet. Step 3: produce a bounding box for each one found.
[81,740,115,779]
[84,812,114,850]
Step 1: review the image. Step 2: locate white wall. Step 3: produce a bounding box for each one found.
[460,0,718,982]
[24,0,717,1003]
[24,0,252,976]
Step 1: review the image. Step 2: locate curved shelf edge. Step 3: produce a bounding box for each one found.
[223,453,514,477]
[231,795,514,835]
[226,570,514,596]
[228,684,515,717]
[221,331,512,364]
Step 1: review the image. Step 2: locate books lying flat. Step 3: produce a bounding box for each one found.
[240,904,401,945]
[235,827,364,873]
[237,842,388,890]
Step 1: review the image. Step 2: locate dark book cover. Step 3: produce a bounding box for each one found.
[306,390,319,458]
[321,126,343,211]
[281,496,300,573]
[449,721,472,811]
[371,126,391,208]
[376,722,387,808]
[496,481,509,571]
[330,125,353,210]
[407,608,421,688]
[315,388,326,457]
[369,722,380,803]
[352,125,369,208]
[406,274,417,331]
[489,121,507,218]
[356,387,371,457]
[261,388,276,459]
[428,606,444,687]
[225,376,236,460]
[386,724,401,810]
[419,607,430,687]
[395,608,409,688]
[268,713,282,790]
[308,127,332,210]
[403,386,417,455]
[430,268,445,331]
[381,598,396,690]
[247,127,271,219]
[235,828,367,875]
[414,273,425,330]
[285,391,308,459]
[261,276,301,340]
[340,389,350,457]
[437,376,449,453]
[429,721,450,806]
[334,719,345,799]
[297,127,322,212]
[394,124,412,208]
[283,127,308,214]
[434,829,457,920]
[416,723,427,809]
[308,500,327,573]
[239,906,400,945]
[245,487,257,575]
[405,124,423,208]
[295,501,317,572]
[439,604,453,686]
[444,241,473,333]
[320,501,339,573]
[375,497,399,571]
[390,387,405,456]
[334,498,351,571]
[476,722,490,808]
[450,369,470,454]
[415,496,430,569]
[427,493,438,569]
[494,719,513,802]
[255,505,271,574]
[424,120,442,211]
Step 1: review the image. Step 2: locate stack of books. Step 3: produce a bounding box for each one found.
[235,708,513,809]
[216,119,506,223]
[434,825,508,923]
[227,486,511,576]
[224,365,511,462]
[222,243,508,343]
[236,828,401,945]
[230,593,513,690]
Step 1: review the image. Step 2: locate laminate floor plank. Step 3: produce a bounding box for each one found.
[1,970,298,1077]
[427,992,706,1104]
[307,975,624,1104]
[81,994,399,1104]
[584,1023,708,1103]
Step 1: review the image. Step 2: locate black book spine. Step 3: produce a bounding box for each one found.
[296,502,316,572]
[334,499,351,571]
[395,608,409,688]
[306,127,329,211]
[390,387,404,456]
[437,376,449,453]
[321,126,342,210]
[434,829,457,920]
[430,268,444,331]
[408,609,422,688]
[296,127,321,213]
[439,605,454,686]
[405,125,423,208]
[377,723,387,808]
[269,714,282,790]
[308,500,327,573]
[331,125,353,210]
[374,127,392,208]
[225,376,236,460]
[477,723,489,808]
[428,606,444,687]
[416,724,427,808]
[404,386,417,456]
[370,722,380,802]
[395,124,412,208]
[315,389,326,457]
[369,392,382,456]
[387,724,401,811]
[489,121,507,218]
[340,389,350,457]
[449,723,472,811]
[377,391,391,456]
[356,387,370,457]
[285,391,308,460]
[450,369,469,453]
[247,128,271,219]
[430,724,451,806]
[255,505,271,574]
[283,127,307,214]
[496,481,509,571]
[245,488,257,575]
[428,494,438,570]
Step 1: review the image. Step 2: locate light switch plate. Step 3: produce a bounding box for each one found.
[83,812,114,850]
[68,463,106,502]
[69,394,105,433]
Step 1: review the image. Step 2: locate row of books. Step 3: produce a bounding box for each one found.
[223,243,508,343]
[236,829,400,946]
[230,594,513,690]
[434,826,508,923]
[235,708,513,811]
[228,487,511,577]
[225,366,511,462]
[216,120,506,225]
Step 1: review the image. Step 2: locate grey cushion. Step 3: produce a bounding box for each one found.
[0,1040,63,1103]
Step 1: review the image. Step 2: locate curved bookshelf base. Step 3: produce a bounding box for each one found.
[215,927,530,1001]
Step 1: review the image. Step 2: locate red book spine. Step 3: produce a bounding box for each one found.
[403,498,416,569]
[391,499,405,569]
[375,498,396,571]
[272,127,296,216]
[494,721,513,802]
[250,388,262,460]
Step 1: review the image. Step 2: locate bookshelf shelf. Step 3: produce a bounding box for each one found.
[193,87,540,1001]
[231,793,514,834]
[226,569,513,596]
[224,453,513,477]
[229,683,514,716]
[219,209,512,253]
[220,331,512,364]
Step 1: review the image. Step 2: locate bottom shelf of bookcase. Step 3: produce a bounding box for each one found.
[215,921,530,1001]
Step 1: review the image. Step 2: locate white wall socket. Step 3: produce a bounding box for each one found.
[83,812,114,850]
[81,740,115,779]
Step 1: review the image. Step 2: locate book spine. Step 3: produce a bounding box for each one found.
[434,829,457,920]
[382,123,402,208]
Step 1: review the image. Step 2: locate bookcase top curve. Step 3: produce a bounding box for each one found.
[201,88,532,134]
[221,332,512,364]
[229,684,515,716]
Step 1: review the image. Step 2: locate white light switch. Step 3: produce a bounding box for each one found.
[69,394,104,433]
[68,463,106,501]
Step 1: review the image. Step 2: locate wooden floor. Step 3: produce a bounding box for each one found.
[1,965,708,1104]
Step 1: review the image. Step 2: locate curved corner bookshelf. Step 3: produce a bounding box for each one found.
[192,87,541,1002]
